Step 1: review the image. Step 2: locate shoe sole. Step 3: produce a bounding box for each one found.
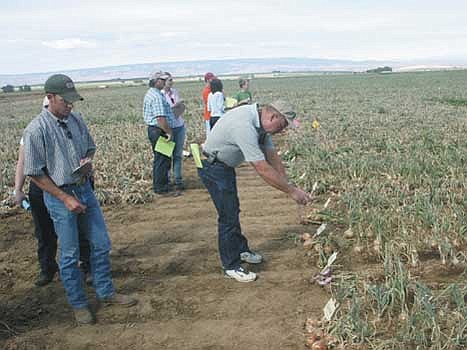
[223,274,257,282]
[240,258,263,264]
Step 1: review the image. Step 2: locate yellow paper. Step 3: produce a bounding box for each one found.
[225,97,238,109]
[155,136,176,157]
[190,143,203,168]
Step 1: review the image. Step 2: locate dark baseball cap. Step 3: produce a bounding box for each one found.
[44,74,83,102]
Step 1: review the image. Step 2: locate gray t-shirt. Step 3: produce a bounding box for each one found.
[204,103,274,168]
[23,109,96,187]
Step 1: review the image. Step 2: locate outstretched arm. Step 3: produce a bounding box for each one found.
[250,159,311,205]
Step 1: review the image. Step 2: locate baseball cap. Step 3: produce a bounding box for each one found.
[149,71,170,81]
[270,99,297,127]
[44,74,83,102]
[204,72,216,82]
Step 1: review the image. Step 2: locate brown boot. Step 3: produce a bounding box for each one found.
[73,307,95,325]
[99,293,137,307]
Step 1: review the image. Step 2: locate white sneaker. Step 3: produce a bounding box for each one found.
[224,267,257,282]
[240,251,263,264]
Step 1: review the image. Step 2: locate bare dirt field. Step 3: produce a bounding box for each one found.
[1,160,328,350]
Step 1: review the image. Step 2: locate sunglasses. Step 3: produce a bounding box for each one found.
[57,120,73,139]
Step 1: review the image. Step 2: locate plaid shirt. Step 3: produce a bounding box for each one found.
[23,109,96,187]
[143,87,176,128]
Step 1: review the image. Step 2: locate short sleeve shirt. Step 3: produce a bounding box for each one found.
[235,90,252,103]
[204,103,274,168]
[22,109,96,187]
[143,88,176,128]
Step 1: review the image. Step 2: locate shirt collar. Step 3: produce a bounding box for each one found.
[252,103,263,130]
[45,109,69,124]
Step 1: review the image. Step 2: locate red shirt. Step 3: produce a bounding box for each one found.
[202,85,211,121]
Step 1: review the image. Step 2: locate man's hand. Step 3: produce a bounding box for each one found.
[63,194,87,214]
[13,189,26,206]
[289,187,313,205]
[166,133,173,142]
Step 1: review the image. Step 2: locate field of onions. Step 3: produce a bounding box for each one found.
[0,71,465,348]
[279,72,466,349]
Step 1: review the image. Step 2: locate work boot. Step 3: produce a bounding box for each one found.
[73,307,95,325]
[99,293,137,307]
[35,272,55,287]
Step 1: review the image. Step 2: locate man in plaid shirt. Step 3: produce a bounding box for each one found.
[143,71,178,195]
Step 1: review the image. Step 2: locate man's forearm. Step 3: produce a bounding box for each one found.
[264,149,287,178]
[156,117,171,135]
[30,175,69,202]
[251,160,292,194]
[15,145,26,192]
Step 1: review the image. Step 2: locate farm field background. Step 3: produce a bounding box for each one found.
[0,71,466,349]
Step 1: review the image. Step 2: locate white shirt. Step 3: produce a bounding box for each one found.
[207,91,225,117]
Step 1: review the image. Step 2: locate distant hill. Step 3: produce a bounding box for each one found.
[1,57,465,86]
[0,57,388,86]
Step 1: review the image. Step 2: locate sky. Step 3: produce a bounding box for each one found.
[1,0,467,74]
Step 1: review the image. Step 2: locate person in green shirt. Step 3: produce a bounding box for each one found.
[234,78,252,105]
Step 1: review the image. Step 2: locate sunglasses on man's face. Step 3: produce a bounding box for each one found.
[57,120,73,139]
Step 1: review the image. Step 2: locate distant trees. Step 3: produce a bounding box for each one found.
[1,85,14,93]
[1,84,32,92]
[18,85,31,92]
[366,66,392,74]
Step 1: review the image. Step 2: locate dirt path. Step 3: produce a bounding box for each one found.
[1,161,328,350]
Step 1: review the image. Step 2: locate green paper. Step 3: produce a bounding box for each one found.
[190,143,203,168]
[155,136,176,157]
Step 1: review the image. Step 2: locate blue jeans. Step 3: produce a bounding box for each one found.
[198,160,249,269]
[29,185,91,276]
[44,180,114,309]
[148,126,171,193]
[170,125,186,185]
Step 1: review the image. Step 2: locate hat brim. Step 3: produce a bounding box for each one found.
[61,90,83,102]
[284,115,297,129]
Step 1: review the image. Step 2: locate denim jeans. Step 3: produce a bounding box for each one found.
[29,182,90,276]
[44,180,114,309]
[170,125,186,185]
[198,160,249,269]
[148,126,171,193]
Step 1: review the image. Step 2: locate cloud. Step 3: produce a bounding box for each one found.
[41,38,97,50]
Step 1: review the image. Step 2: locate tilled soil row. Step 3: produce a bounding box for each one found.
[1,162,326,350]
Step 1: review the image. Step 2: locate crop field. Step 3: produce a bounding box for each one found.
[0,71,466,349]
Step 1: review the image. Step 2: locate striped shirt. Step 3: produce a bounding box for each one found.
[143,87,176,128]
[22,109,96,187]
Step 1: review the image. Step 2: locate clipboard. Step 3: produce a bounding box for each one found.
[190,143,203,168]
[155,136,176,157]
[72,159,92,176]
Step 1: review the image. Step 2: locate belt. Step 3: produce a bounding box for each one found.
[60,178,87,188]
[202,151,229,167]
